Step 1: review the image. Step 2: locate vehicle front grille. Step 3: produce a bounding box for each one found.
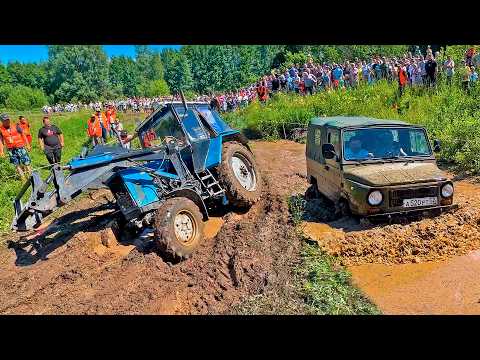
[389,186,438,207]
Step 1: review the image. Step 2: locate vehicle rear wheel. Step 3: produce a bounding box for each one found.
[217,141,262,208]
[154,197,204,260]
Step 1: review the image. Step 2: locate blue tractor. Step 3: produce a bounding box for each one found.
[12,99,262,259]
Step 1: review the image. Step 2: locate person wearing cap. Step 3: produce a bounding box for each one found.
[105,105,117,137]
[17,116,32,145]
[94,108,109,142]
[0,113,32,179]
[87,114,104,146]
[38,116,64,165]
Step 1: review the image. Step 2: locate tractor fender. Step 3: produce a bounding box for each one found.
[166,189,209,221]
[221,133,252,153]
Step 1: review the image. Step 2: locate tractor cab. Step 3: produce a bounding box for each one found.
[136,102,237,174]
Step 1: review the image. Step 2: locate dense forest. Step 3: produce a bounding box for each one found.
[0,45,419,110]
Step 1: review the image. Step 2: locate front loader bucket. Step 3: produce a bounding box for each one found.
[12,170,58,232]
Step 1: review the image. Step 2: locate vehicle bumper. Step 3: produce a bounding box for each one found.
[365,203,458,218]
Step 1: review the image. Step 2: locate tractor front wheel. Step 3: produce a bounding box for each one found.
[217,141,262,208]
[154,197,204,260]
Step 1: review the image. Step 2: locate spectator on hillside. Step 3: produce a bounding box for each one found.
[425,54,437,87]
[38,116,64,165]
[397,63,408,97]
[443,55,455,85]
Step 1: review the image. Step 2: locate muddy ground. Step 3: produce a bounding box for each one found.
[0,141,308,315]
[1,140,480,314]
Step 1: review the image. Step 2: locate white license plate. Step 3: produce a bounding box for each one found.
[402,197,438,208]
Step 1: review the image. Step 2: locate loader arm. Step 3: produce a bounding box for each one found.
[12,147,166,232]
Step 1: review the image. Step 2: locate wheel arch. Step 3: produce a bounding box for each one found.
[167,189,209,221]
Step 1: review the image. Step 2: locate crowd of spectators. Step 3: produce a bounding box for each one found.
[44,46,480,116]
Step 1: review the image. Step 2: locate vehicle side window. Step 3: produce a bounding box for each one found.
[181,109,209,141]
[409,130,429,154]
[328,129,341,154]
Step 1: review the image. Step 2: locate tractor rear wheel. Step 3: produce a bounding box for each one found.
[154,197,204,260]
[217,141,262,208]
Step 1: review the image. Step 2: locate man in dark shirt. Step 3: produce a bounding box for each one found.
[425,54,437,87]
[38,116,64,165]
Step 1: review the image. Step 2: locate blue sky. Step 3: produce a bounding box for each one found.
[0,45,181,63]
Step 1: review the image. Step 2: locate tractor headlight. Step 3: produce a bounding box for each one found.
[441,183,454,198]
[367,190,383,206]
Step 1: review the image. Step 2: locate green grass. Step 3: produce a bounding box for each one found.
[0,110,148,233]
[224,80,480,173]
[288,195,380,315]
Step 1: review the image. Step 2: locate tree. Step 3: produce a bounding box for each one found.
[135,46,164,81]
[6,62,48,90]
[161,49,193,92]
[138,79,170,97]
[0,65,11,86]
[109,56,141,97]
[47,45,110,103]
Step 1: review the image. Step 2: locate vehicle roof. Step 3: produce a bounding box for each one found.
[309,116,413,128]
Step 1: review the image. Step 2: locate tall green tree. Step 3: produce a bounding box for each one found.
[0,65,11,86]
[47,45,111,103]
[161,49,193,92]
[109,56,141,97]
[6,62,48,90]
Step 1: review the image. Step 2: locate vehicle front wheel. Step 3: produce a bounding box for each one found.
[154,197,204,260]
[217,141,262,208]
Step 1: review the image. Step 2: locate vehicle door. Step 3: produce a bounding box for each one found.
[306,125,329,196]
[323,127,342,201]
[173,106,211,173]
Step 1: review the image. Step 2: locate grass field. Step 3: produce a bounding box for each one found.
[0,110,147,233]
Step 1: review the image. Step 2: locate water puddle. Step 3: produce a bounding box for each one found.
[204,217,225,239]
[299,221,345,243]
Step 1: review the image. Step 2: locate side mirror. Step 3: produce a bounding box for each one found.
[322,143,336,159]
[433,139,441,153]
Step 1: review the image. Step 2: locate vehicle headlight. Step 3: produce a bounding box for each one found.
[441,183,454,198]
[367,190,383,206]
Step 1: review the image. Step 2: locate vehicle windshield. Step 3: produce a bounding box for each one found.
[139,108,186,148]
[343,127,432,161]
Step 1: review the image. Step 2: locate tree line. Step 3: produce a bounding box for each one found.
[0,45,411,110]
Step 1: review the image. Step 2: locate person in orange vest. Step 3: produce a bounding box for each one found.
[105,105,117,137]
[87,114,104,146]
[94,108,109,142]
[256,81,268,104]
[397,62,408,97]
[0,113,32,179]
[17,116,32,145]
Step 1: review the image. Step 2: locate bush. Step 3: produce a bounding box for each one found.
[2,85,48,110]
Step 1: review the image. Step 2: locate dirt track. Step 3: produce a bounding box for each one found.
[1,140,480,314]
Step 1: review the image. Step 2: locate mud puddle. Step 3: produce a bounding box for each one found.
[350,250,480,314]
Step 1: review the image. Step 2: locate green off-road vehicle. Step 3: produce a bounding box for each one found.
[306,116,457,218]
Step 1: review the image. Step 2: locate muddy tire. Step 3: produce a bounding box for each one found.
[217,141,262,208]
[335,198,351,218]
[305,184,319,200]
[154,197,204,260]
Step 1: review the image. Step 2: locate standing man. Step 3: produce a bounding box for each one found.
[397,63,408,98]
[106,105,116,138]
[0,113,32,179]
[38,116,64,165]
[95,108,109,142]
[87,114,104,146]
[17,116,32,145]
[443,55,455,85]
[425,54,437,88]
